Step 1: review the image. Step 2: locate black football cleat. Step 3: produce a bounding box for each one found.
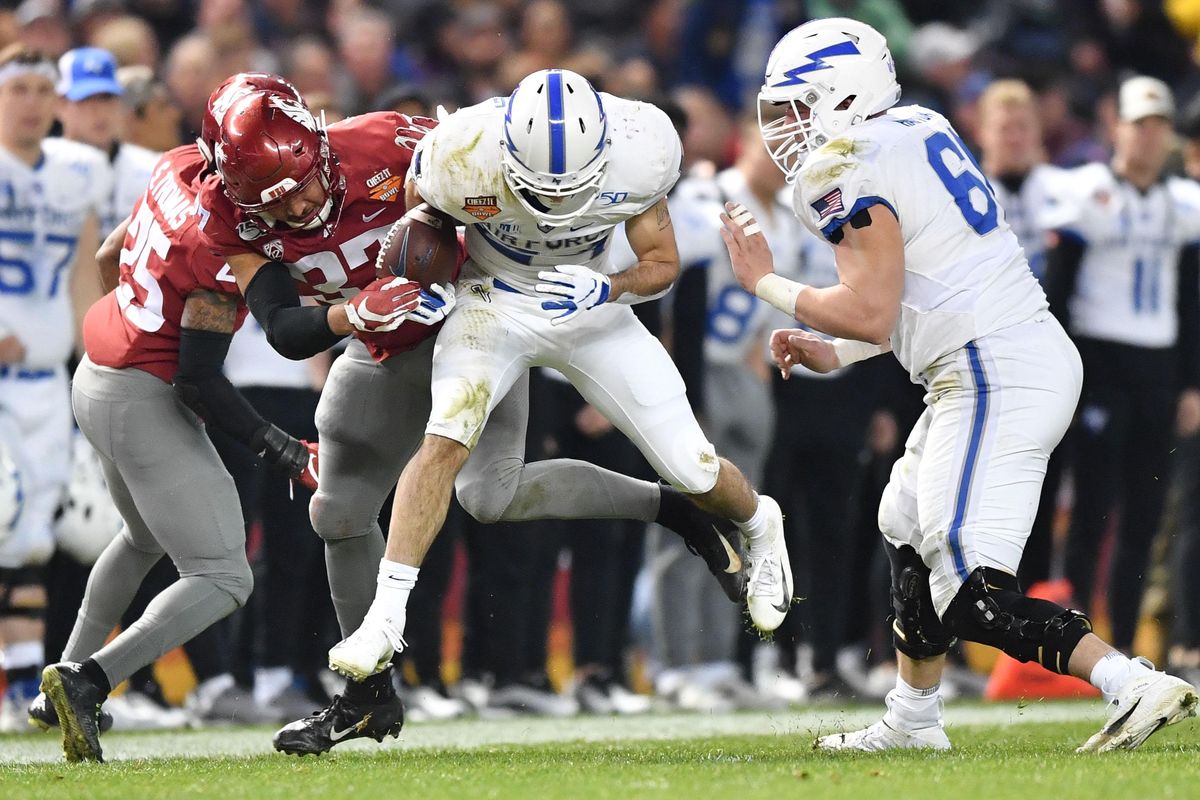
[273,691,405,756]
[40,663,107,763]
[657,484,748,602]
[28,690,113,733]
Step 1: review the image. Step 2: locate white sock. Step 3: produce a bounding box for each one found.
[368,559,420,624]
[1089,651,1152,704]
[736,496,772,556]
[884,675,942,730]
[254,666,293,706]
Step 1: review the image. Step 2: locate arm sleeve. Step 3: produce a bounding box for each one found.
[172,328,309,473]
[1042,233,1086,330]
[172,328,268,445]
[1177,243,1200,391]
[243,261,345,360]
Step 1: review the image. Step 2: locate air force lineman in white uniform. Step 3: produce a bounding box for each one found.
[329,69,793,682]
[719,18,1197,752]
[0,46,111,728]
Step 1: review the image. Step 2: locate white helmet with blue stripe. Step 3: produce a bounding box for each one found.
[501,68,610,225]
[759,18,900,180]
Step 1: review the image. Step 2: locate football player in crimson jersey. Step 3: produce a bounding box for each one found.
[202,89,751,754]
[35,82,328,763]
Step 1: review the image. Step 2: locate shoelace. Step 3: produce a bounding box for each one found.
[748,550,778,595]
[347,616,409,654]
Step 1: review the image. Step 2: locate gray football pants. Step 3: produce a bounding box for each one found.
[312,338,660,636]
[649,363,775,668]
[65,357,252,687]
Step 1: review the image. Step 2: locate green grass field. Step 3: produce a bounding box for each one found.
[3,702,1198,800]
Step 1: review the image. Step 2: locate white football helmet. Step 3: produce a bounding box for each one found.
[54,435,123,565]
[500,68,611,225]
[759,18,901,180]
[0,441,22,544]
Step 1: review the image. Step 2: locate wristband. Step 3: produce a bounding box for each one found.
[830,338,889,367]
[754,273,806,316]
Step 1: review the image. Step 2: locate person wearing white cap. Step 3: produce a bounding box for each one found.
[0,43,111,733]
[55,47,159,238]
[1040,74,1200,657]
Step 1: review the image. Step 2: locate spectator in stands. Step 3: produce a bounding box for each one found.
[116,66,182,153]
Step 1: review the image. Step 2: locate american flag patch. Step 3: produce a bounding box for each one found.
[810,187,844,220]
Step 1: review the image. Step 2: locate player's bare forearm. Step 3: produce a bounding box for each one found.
[804,210,904,344]
[793,282,897,345]
[181,289,239,333]
[612,198,680,300]
[96,215,130,293]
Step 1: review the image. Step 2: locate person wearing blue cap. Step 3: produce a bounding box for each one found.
[55,47,159,239]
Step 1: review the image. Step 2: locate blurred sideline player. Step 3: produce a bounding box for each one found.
[975,78,1066,587]
[1044,76,1200,655]
[0,45,110,733]
[202,86,744,754]
[722,18,1196,752]
[56,47,160,239]
[36,74,321,763]
[328,69,791,684]
[47,46,175,730]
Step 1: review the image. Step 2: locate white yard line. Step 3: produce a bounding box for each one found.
[0,701,1104,765]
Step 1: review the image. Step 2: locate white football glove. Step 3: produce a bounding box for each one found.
[406,282,456,326]
[535,264,611,325]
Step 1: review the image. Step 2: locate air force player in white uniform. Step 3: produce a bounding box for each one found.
[329,69,792,682]
[0,48,111,726]
[720,18,1197,753]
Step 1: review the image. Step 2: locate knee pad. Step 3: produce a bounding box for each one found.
[886,544,954,660]
[941,567,1092,675]
[309,489,379,543]
[0,566,46,621]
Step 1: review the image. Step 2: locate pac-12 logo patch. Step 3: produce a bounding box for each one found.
[263,239,285,260]
[463,196,500,221]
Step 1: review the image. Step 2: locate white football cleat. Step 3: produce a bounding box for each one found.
[1077,667,1198,753]
[328,615,406,682]
[745,495,792,632]
[816,718,951,752]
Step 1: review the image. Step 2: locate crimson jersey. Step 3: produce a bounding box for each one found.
[84,145,247,383]
[198,111,444,361]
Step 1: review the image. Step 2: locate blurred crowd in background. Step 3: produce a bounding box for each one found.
[3,0,1200,731]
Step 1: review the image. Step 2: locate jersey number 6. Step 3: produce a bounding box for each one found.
[924,131,998,236]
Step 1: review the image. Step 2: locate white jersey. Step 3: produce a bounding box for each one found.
[1037,163,1200,348]
[412,94,681,293]
[988,163,1064,283]
[792,105,1047,381]
[105,142,160,237]
[0,138,112,368]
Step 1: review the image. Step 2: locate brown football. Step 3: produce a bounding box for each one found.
[374,203,459,290]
